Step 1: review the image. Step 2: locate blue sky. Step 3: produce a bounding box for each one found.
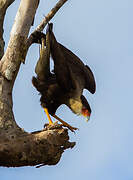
[1,0,133,179]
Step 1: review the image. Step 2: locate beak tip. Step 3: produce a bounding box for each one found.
[86,116,90,122]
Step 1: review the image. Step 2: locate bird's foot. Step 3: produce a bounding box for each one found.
[52,115,78,132]
[44,121,62,130]
[61,123,78,133]
[44,121,78,132]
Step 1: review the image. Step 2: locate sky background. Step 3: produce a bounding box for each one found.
[1,0,133,179]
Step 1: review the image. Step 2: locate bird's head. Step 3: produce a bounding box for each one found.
[69,95,91,121]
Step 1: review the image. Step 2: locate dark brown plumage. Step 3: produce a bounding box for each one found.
[32,23,96,129]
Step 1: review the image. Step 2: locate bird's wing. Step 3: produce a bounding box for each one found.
[58,43,85,68]
[48,24,76,91]
[58,43,96,94]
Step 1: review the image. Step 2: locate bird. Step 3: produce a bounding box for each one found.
[32,23,96,131]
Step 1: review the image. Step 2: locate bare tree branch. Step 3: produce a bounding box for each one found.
[0,74,75,168]
[0,0,40,81]
[0,0,40,150]
[0,127,75,167]
[27,0,68,48]
[0,0,68,80]
[0,0,75,168]
[0,0,15,60]
[36,0,68,32]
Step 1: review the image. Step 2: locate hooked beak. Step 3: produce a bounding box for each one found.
[86,116,90,122]
[81,108,91,122]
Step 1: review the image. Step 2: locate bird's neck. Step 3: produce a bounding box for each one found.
[67,98,83,115]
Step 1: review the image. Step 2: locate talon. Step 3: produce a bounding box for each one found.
[52,114,78,132]
[64,125,78,133]
[44,121,62,130]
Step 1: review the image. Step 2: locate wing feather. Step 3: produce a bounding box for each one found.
[58,43,96,94]
[48,24,76,91]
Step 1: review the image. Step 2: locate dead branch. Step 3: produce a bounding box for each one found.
[0,127,75,167]
[0,0,40,81]
[0,0,15,60]
[0,0,75,168]
[27,0,68,48]
[36,0,68,32]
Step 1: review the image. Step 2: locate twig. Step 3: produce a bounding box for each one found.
[36,0,68,32]
[27,0,68,47]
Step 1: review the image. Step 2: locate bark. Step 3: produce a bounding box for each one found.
[0,0,40,80]
[0,75,75,168]
[0,125,75,167]
[0,0,75,168]
[0,0,15,60]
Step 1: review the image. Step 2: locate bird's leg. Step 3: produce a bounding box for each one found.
[52,114,78,132]
[44,108,53,125]
[35,23,50,81]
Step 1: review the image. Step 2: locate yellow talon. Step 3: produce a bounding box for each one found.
[44,108,53,125]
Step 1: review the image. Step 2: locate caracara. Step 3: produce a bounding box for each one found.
[32,23,96,131]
